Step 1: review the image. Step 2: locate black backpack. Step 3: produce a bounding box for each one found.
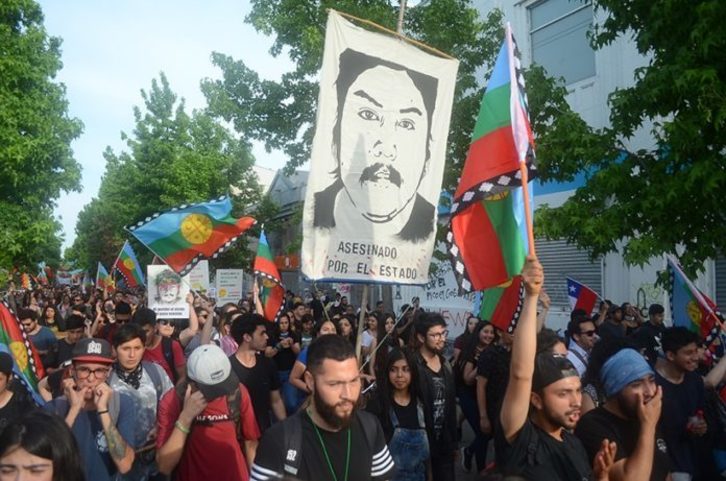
[280,410,379,477]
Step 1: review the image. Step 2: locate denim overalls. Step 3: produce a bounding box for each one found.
[388,401,430,481]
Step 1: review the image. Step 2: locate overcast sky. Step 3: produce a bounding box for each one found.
[39,1,294,249]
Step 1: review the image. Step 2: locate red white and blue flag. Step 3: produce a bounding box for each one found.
[567,277,599,315]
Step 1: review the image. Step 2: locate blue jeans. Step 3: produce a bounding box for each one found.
[458,389,489,471]
[389,427,429,481]
[277,370,298,414]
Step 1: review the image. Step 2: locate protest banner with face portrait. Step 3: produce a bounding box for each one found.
[301,11,459,285]
[147,265,190,318]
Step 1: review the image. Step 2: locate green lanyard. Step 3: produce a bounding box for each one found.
[310,415,351,481]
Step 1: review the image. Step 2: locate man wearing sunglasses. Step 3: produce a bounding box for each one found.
[45,338,136,481]
[566,309,599,377]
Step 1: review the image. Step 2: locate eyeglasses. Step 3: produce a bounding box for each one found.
[428,330,449,340]
[580,330,597,337]
[74,366,110,379]
[159,319,175,326]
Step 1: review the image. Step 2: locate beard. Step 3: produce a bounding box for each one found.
[312,386,358,430]
[615,392,640,419]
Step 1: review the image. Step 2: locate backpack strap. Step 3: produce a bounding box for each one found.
[142,361,165,402]
[226,385,242,442]
[282,411,304,476]
[161,336,178,384]
[357,410,379,450]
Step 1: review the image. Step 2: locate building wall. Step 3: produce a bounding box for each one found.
[473,0,716,318]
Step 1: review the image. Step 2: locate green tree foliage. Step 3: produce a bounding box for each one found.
[534,0,726,275]
[68,73,265,271]
[201,0,504,193]
[0,0,83,274]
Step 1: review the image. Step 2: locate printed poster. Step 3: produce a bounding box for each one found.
[216,269,244,305]
[147,265,190,319]
[301,10,459,284]
[188,260,210,294]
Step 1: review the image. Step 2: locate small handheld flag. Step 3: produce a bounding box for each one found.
[566,277,600,315]
[253,230,285,323]
[126,196,255,276]
[0,301,45,405]
[96,262,113,292]
[113,241,145,287]
[447,23,537,293]
[667,255,723,348]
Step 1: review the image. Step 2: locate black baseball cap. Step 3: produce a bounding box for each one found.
[71,338,114,364]
[532,353,579,392]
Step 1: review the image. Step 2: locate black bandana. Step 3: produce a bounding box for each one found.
[115,362,143,390]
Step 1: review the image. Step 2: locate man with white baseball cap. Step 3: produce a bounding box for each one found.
[155,344,260,481]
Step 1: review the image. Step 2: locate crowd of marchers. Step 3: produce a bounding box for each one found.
[0,261,723,481]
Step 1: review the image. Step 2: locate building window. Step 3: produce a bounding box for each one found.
[529,0,596,85]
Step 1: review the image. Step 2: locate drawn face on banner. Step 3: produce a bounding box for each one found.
[323,49,438,230]
[339,66,429,222]
[155,269,182,304]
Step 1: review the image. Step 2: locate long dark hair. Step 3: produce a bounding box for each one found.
[373,313,399,378]
[456,321,497,375]
[0,411,85,481]
[376,347,420,436]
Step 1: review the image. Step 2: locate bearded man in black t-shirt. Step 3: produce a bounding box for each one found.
[495,256,617,481]
[251,335,394,481]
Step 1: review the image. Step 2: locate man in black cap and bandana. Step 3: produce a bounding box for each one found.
[496,256,617,480]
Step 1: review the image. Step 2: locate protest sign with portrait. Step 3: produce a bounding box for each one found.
[301,11,459,284]
[147,265,190,318]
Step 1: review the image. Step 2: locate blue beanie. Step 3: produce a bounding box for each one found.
[600,348,654,398]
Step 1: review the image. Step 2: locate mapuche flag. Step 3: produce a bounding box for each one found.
[668,254,724,349]
[113,241,145,287]
[480,275,524,333]
[447,24,536,293]
[96,262,113,291]
[126,196,256,276]
[0,301,45,405]
[254,230,285,323]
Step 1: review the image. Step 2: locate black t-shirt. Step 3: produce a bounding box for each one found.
[575,406,671,481]
[269,331,300,372]
[495,419,593,481]
[392,399,419,430]
[251,411,394,481]
[0,390,34,434]
[229,352,281,431]
[476,345,511,424]
[655,370,705,475]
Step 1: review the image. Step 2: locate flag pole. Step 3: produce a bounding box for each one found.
[519,163,536,257]
[355,285,369,362]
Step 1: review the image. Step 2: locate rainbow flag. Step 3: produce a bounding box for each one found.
[480,275,524,333]
[96,262,113,292]
[113,241,145,287]
[668,255,723,347]
[254,230,285,322]
[126,196,256,275]
[447,23,536,293]
[0,301,45,405]
[20,273,32,290]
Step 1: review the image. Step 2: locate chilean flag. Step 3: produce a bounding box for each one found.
[567,277,599,315]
